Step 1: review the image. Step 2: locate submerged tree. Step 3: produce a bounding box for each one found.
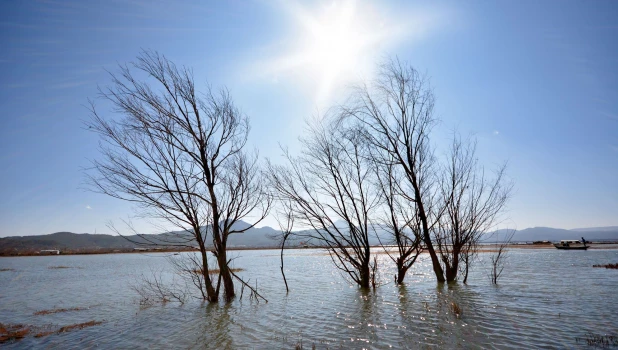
[267,119,380,289]
[488,229,514,284]
[373,158,424,284]
[341,59,511,283]
[434,136,512,283]
[271,201,295,293]
[341,59,447,282]
[87,51,271,302]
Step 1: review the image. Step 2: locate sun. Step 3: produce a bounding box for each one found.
[303,2,364,88]
[266,0,397,105]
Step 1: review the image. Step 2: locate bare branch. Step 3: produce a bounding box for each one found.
[86,50,270,302]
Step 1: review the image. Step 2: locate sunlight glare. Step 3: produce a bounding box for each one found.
[266,0,401,106]
[257,0,441,108]
[305,2,361,81]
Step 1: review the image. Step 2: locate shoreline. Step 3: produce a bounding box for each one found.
[2,242,618,257]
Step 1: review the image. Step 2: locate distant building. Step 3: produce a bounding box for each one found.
[39,250,60,255]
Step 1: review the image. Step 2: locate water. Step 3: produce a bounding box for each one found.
[1,247,617,349]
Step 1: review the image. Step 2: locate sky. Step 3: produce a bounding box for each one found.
[1,0,617,237]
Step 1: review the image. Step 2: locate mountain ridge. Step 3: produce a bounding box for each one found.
[1,224,617,255]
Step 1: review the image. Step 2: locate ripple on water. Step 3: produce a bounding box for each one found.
[1,248,617,348]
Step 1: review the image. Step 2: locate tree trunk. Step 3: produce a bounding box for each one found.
[396,263,409,284]
[280,238,289,293]
[217,248,235,301]
[359,262,371,289]
[195,227,218,302]
[422,230,445,282]
[445,255,459,282]
[415,185,446,283]
[200,247,218,302]
[462,255,469,284]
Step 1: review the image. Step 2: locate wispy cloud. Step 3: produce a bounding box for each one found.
[85,205,92,210]
[2,82,31,89]
[50,80,91,89]
[0,21,40,30]
[493,130,500,135]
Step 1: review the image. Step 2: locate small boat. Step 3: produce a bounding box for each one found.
[554,237,589,250]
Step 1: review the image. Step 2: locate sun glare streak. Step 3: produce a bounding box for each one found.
[255,1,446,107]
[264,0,402,105]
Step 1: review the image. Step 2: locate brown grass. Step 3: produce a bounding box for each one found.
[34,321,103,338]
[33,330,55,338]
[1,320,103,342]
[34,307,86,316]
[0,323,30,343]
[58,320,102,333]
[593,263,618,269]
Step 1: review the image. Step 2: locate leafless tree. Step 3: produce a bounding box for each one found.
[489,229,514,284]
[267,118,380,288]
[86,50,271,302]
[373,158,424,284]
[270,201,295,293]
[434,135,512,282]
[340,59,447,282]
[167,252,219,301]
[131,267,189,306]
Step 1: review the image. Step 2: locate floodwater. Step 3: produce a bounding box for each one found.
[1,247,617,349]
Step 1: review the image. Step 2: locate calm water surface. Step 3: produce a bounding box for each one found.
[1,247,617,349]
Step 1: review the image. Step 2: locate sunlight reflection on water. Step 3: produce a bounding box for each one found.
[1,248,617,348]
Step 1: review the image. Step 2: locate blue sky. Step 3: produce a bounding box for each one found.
[1,0,617,237]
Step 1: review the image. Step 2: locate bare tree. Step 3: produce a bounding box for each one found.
[267,118,380,288]
[489,230,514,284]
[373,158,424,284]
[341,59,447,282]
[340,59,512,283]
[131,267,189,306]
[87,51,271,302]
[434,135,512,283]
[272,202,294,293]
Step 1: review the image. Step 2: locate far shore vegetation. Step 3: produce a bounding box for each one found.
[3,242,618,258]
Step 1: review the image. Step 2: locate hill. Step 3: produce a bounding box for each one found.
[518,226,618,242]
[489,226,618,243]
[0,221,284,255]
[1,224,617,255]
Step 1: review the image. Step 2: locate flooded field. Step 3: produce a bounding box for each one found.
[1,247,617,348]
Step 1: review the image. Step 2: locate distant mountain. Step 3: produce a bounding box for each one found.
[507,226,618,242]
[0,221,286,255]
[0,232,135,253]
[1,224,617,255]
[227,225,281,247]
[571,226,618,232]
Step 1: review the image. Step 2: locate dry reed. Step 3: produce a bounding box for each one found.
[34,321,103,338]
[34,307,86,316]
[0,323,30,343]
